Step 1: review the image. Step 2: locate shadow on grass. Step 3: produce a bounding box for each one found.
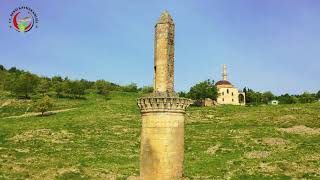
[36,112,57,117]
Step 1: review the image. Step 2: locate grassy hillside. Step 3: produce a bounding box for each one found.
[0,92,319,179]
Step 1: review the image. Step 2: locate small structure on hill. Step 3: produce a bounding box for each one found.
[216,65,245,105]
[269,100,279,105]
[204,98,215,106]
[192,98,216,107]
[137,11,191,179]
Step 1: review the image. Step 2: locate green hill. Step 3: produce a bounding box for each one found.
[0,92,319,179]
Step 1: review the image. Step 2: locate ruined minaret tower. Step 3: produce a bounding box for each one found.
[153,11,175,94]
[137,11,191,180]
[223,64,228,81]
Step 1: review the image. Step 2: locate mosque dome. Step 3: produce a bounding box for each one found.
[215,80,232,86]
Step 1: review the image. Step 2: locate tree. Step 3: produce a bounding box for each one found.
[52,76,63,83]
[140,86,153,94]
[291,96,299,104]
[243,87,247,94]
[95,80,109,95]
[178,91,187,98]
[70,80,85,98]
[261,91,274,104]
[121,83,138,92]
[316,90,320,99]
[12,72,39,98]
[0,71,8,90]
[0,65,5,71]
[8,67,18,73]
[106,82,121,91]
[7,67,24,75]
[80,79,94,89]
[245,89,262,105]
[62,80,72,96]
[37,79,51,96]
[35,95,54,116]
[299,92,316,103]
[53,82,63,97]
[188,79,218,100]
[3,73,16,94]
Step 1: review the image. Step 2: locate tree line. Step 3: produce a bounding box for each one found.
[1,65,318,105]
[0,65,153,99]
[177,79,319,105]
[243,88,320,105]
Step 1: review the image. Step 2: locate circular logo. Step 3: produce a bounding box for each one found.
[9,6,39,33]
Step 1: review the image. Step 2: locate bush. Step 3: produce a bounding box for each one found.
[35,95,54,116]
[139,86,153,94]
[95,80,109,95]
[121,83,138,92]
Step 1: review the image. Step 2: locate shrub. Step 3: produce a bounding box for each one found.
[139,86,153,94]
[95,80,109,95]
[35,95,54,116]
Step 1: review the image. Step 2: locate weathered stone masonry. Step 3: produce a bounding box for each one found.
[137,11,191,180]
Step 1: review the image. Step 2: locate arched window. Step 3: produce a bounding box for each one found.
[227,89,229,94]
[222,98,224,101]
[232,92,234,96]
[239,94,245,104]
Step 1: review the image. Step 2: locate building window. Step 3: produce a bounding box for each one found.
[232,99,234,102]
[222,92,224,95]
[222,98,224,101]
[227,89,229,94]
[232,92,234,96]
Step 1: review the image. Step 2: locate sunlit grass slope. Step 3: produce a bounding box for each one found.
[0,92,319,179]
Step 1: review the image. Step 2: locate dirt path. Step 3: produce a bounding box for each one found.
[2,108,77,119]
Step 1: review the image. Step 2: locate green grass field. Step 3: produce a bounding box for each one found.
[0,92,319,179]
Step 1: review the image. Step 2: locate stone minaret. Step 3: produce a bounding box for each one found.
[153,11,175,94]
[137,11,191,180]
[223,64,227,81]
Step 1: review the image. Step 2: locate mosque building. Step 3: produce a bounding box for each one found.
[215,65,245,105]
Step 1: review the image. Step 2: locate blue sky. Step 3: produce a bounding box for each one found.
[1,0,319,95]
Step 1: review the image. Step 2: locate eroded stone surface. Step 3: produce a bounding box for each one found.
[137,11,191,179]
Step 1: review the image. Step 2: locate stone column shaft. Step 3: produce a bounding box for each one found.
[138,11,191,180]
[154,13,175,93]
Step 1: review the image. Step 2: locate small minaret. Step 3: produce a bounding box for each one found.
[137,11,191,180]
[223,64,228,81]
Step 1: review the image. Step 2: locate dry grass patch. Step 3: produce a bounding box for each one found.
[277,115,296,121]
[57,167,80,175]
[14,148,30,153]
[82,167,119,179]
[9,129,75,144]
[258,162,280,173]
[278,125,320,135]
[82,128,103,137]
[0,99,14,107]
[262,138,290,146]
[205,115,215,119]
[245,151,271,159]
[278,161,320,178]
[206,144,221,155]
